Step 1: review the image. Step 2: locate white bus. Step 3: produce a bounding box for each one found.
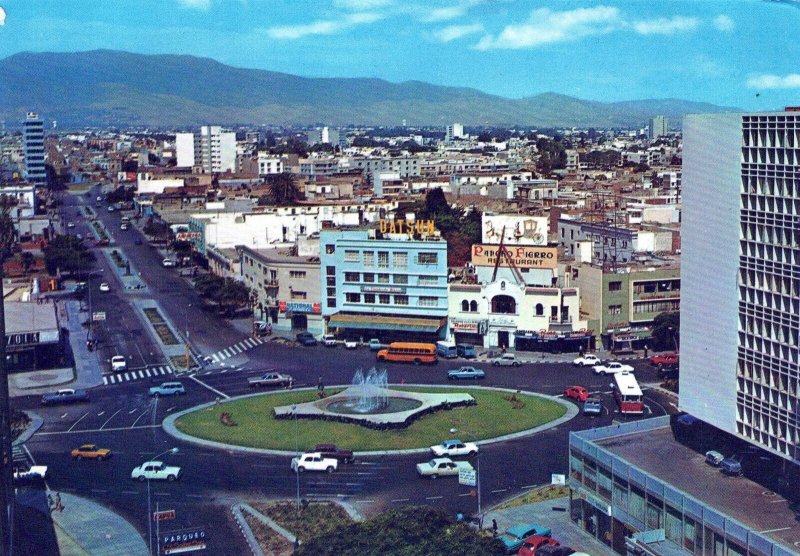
[612,372,644,414]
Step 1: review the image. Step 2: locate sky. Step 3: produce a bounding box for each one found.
[0,0,799,110]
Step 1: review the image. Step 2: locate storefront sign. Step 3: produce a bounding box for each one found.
[379,218,435,236]
[161,528,207,554]
[92,312,106,322]
[153,509,176,522]
[360,286,406,294]
[175,231,202,241]
[451,320,487,334]
[278,301,321,314]
[471,244,558,269]
[483,214,548,246]
[5,332,47,347]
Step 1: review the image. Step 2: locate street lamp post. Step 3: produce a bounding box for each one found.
[450,428,481,526]
[667,326,679,353]
[184,304,192,370]
[144,447,179,556]
[86,269,104,342]
[292,405,301,515]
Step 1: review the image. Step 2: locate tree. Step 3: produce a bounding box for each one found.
[143,217,171,241]
[19,252,34,274]
[193,274,224,299]
[264,172,302,206]
[295,506,505,556]
[215,279,250,316]
[649,312,680,351]
[42,235,95,276]
[171,240,193,259]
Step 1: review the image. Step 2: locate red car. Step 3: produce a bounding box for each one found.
[564,386,589,402]
[649,353,679,367]
[518,535,560,556]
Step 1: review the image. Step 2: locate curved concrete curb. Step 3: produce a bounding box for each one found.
[162,384,578,457]
[13,411,44,446]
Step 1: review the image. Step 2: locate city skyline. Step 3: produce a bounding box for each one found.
[0,1,799,110]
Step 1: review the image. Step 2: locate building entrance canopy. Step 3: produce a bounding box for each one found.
[327,313,446,333]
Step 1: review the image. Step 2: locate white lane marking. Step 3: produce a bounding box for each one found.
[186,494,205,499]
[67,412,91,432]
[137,370,145,379]
[144,369,152,377]
[425,496,443,500]
[391,498,410,502]
[167,406,176,412]
[188,374,231,399]
[36,424,162,435]
[121,490,138,495]
[130,411,150,427]
[128,408,138,414]
[458,493,473,497]
[97,411,105,417]
[759,526,792,534]
[100,409,122,429]
[60,413,68,419]
[491,488,508,493]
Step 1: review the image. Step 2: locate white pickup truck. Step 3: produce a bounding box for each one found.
[291,452,338,473]
[131,461,182,481]
[416,457,474,479]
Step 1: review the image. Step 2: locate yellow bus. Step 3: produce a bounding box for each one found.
[376,342,438,365]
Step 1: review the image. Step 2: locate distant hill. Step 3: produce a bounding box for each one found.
[0,50,738,128]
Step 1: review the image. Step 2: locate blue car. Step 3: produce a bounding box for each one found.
[149,382,186,397]
[498,523,552,553]
[583,398,603,416]
[447,366,485,380]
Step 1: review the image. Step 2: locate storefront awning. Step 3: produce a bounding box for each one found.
[327,313,447,333]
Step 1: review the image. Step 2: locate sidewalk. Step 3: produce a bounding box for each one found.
[484,497,614,555]
[473,347,643,365]
[16,489,148,556]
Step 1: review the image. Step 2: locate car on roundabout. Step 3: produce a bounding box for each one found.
[367,338,382,351]
[131,461,182,481]
[447,366,485,380]
[582,398,603,416]
[649,352,679,367]
[573,353,602,367]
[415,457,473,479]
[492,353,520,367]
[291,452,337,473]
[430,439,478,457]
[149,382,186,397]
[592,361,634,375]
[564,385,590,402]
[98,282,110,292]
[344,339,359,349]
[71,444,111,460]
[248,371,292,388]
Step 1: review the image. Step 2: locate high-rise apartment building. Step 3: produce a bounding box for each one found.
[175,126,236,173]
[446,123,464,141]
[681,111,800,462]
[307,127,340,147]
[22,112,46,184]
[648,115,668,139]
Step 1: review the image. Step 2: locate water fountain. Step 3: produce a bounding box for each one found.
[272,367,476,429]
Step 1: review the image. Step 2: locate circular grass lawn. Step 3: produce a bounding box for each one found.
[173,387,567,452]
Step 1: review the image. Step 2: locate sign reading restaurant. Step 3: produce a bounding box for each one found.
[471,244,558,269]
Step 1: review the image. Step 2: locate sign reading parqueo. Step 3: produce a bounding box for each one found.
[471,244,558,269]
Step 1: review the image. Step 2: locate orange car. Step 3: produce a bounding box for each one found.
[71,444,111,461]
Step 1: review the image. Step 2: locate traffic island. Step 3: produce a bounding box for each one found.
[167,386,574,453]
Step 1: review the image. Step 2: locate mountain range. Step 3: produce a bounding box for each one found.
[0,50,738,129]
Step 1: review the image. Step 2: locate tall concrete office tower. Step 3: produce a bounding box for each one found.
[22,112,46,184]
[446,123,464,142]
[648,116,668,139]
[175,126,236,173]
[681,110,800,462]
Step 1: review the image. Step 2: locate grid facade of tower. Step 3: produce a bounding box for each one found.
[737,113,800,459]
[22,113,46,184]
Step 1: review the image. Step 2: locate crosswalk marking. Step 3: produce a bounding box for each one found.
[103,365,173,386]
[204,336,267,365]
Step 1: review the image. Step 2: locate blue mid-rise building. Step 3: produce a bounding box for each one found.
[320,223,449,341]
[23,112,46,185]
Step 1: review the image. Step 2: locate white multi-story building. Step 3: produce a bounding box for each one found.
[681,110,800,463]
[175,126,236,173]
[307,127,340,147]
[648,115,668,139]
[23,112,46,184]
[256,152,284,176]
[446,123,464,142]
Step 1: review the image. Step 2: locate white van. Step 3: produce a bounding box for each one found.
[111,355,127,372]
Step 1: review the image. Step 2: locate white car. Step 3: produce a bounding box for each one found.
[110,355,127,372]
[491,353,520,367]
[67,222,75,228]
[416,457,474,479]
[592,361,635,375]
[131,461,182,481]
[573,354,602,367]
[344,339,358,349]
[291,452,338,473]
[98,282,110,292]
[430,439,478,457]
[322,334,337,347]
[162,258,177,268]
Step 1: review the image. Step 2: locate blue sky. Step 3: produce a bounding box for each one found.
[0,0,799,109]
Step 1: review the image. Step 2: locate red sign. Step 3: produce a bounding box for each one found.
[278,301,287,313]
[153,509,176,522]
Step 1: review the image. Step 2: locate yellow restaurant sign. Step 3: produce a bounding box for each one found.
[471,244,558,269]
[379,219,436,236]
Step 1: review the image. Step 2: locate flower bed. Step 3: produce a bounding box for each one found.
[153,323,179,345]
[143,307,165,325]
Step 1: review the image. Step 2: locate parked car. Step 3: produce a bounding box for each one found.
[149,382,186,397]
[430,439,478,457]
[344,339,359,349]
[564,386,590,402]
[536,546,581,556]
[573,354,602,367]
[313,444,354,464]
[705,450,725,466]
[649,353,679,367]
[720,454,744,476]
[498,523,552,553]
[296,332,317,346]
[96,196,103,202]
[592,361,635,375]
[291,452,337,473]
[456,343,477,358]
[162,258,177,268]
[107,206,115,212]
[66,222,75,228]
[71,444,111,460]
[13,465,48,484]
[98,282,110,292]
[322,334,337,347]
[415,457,473,479]
[131,461,182,481]
[447,366,485,380]
[41,388,90,406]
[518,535,559,556]
[492,353,520,367]
[248,372,292,388]
[582,398,603,416]
[110,355,127,372]
[367,338,382,351]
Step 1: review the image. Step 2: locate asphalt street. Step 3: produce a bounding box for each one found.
[14,186,679,553]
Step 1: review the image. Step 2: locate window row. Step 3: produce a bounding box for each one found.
[339,249,437,268]
[343,293,438,307]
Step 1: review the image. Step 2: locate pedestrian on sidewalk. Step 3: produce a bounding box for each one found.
[644,344,649,358]
[491,519,498,537]
[55,492,63,512]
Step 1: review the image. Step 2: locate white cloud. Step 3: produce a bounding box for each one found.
[713,15,734,32]
[333,0,393,9]
[632,16,698,35]
[267,12,382,39]
[747,74,800,89]
[177,0,211,9]
[434,23,483,42]
[0,7,6,26]
[475,6,621,50]
[421,6,466,22]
